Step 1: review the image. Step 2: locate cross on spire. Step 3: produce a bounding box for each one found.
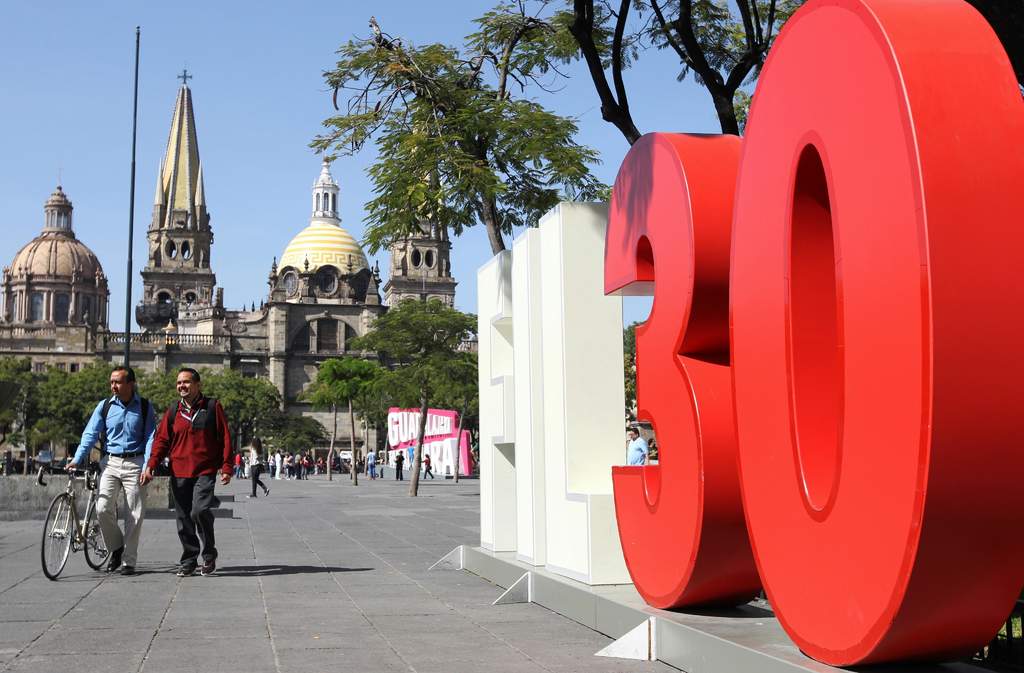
[178,68,192,86]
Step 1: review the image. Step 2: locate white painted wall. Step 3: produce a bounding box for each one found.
[478,252,517,552]
[478,203,630,584]
[512,229,547,566]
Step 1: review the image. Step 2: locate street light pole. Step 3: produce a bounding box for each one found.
[123,27,141,366]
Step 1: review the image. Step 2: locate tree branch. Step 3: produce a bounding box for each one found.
[611,0,632,119]
[569,0,642,144]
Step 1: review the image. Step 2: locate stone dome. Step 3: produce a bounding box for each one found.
[279,220,368,273]
[9,230,105,280]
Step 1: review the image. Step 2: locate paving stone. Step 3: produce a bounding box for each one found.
[0,477,675,673]
[4,651,145,673]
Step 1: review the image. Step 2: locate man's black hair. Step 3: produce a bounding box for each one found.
[111,365,136,382]
[177,367,201,382]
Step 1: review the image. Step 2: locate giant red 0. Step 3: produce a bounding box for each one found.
[607,0,1024,665]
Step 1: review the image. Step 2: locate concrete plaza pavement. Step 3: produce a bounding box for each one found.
[0,475,674,673]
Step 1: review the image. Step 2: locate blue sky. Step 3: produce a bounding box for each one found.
[0,1,721,331]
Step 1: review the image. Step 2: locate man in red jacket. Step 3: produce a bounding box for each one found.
[141,367,232,577]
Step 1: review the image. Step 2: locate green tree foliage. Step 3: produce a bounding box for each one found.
[568,0,802,138]
[623,322,638,421]
[432,351,479,481]
[353,371,402,447]
[263,414,329,456]
[201,369,282,449]
[351,299,477,495]
[0,357,37,449]
[35,361,111,459]
[314,3,607,255]
[138,369,179,415]
[306,357,384,483]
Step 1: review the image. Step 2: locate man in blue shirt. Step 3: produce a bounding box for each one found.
[68,366,156,576]
[626,428,649,466]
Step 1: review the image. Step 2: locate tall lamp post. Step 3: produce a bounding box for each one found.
[123,27,141,366]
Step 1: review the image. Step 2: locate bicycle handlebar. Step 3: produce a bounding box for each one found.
[36,466,89,487]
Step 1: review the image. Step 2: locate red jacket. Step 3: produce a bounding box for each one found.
[148,396,233,478]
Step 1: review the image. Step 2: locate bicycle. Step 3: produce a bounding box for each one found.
[37,464,109,580]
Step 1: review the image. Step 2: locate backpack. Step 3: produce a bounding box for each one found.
[164,396,221,441]
[99,396,151,453]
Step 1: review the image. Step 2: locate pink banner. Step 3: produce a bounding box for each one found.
[387,408,472,476]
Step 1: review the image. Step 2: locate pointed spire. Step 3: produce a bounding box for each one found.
[157,80,204,228]
[194,163,206,208]
[153,162,165,206]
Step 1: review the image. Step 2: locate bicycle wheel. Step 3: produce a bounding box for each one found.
[41,493,73,581]
[82,500,108,571]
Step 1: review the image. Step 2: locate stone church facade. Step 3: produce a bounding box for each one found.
[0,81,457,447]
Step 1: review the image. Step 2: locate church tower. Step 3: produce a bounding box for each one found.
[383,220,457,307]
[136,73,219,331]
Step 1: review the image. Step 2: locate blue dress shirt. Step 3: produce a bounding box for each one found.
[72,394,157,466]
[627,436,649,466]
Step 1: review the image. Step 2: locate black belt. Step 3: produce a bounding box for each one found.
[106,450,144,458]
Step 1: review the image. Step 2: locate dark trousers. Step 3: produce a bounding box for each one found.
[250,466,268,496]
[424,466,434,479]
[170,475,218,566]
[396,465,403,480]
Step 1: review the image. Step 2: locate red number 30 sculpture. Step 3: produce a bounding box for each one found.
[605,0,1024,665]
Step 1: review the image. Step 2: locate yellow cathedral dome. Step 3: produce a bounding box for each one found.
[279,161,369,273]
[279,220,368,273]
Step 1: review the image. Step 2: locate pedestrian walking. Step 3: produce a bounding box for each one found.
[67,366,156,576]
[274,450,283,480]
[423,453,434,479]
[366,450,376,480]
[394,450,404,481]
[141,368,232,577]
[247,437,270,498]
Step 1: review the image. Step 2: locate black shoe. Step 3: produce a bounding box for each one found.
[120,565,135,576]
[200,559,216,576]
[106,547,124,573]
[176,564,197,577]
[263,488,270,496]
[246,494,256,498]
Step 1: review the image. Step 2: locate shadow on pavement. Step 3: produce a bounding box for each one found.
[214,565,374,577]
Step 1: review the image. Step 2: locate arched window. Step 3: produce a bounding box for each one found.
[157,291,172,305]
[411,249,422,268]
[330,194,336,213]
[30,293,45,322]
[290,322,311,353]
[54,294,70,323]
[425,250,435,268]
[80,295,93,322]
[316,193,322,211]
[317,319,338,352]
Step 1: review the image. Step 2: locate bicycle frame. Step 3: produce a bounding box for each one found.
[37,468,100,549]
